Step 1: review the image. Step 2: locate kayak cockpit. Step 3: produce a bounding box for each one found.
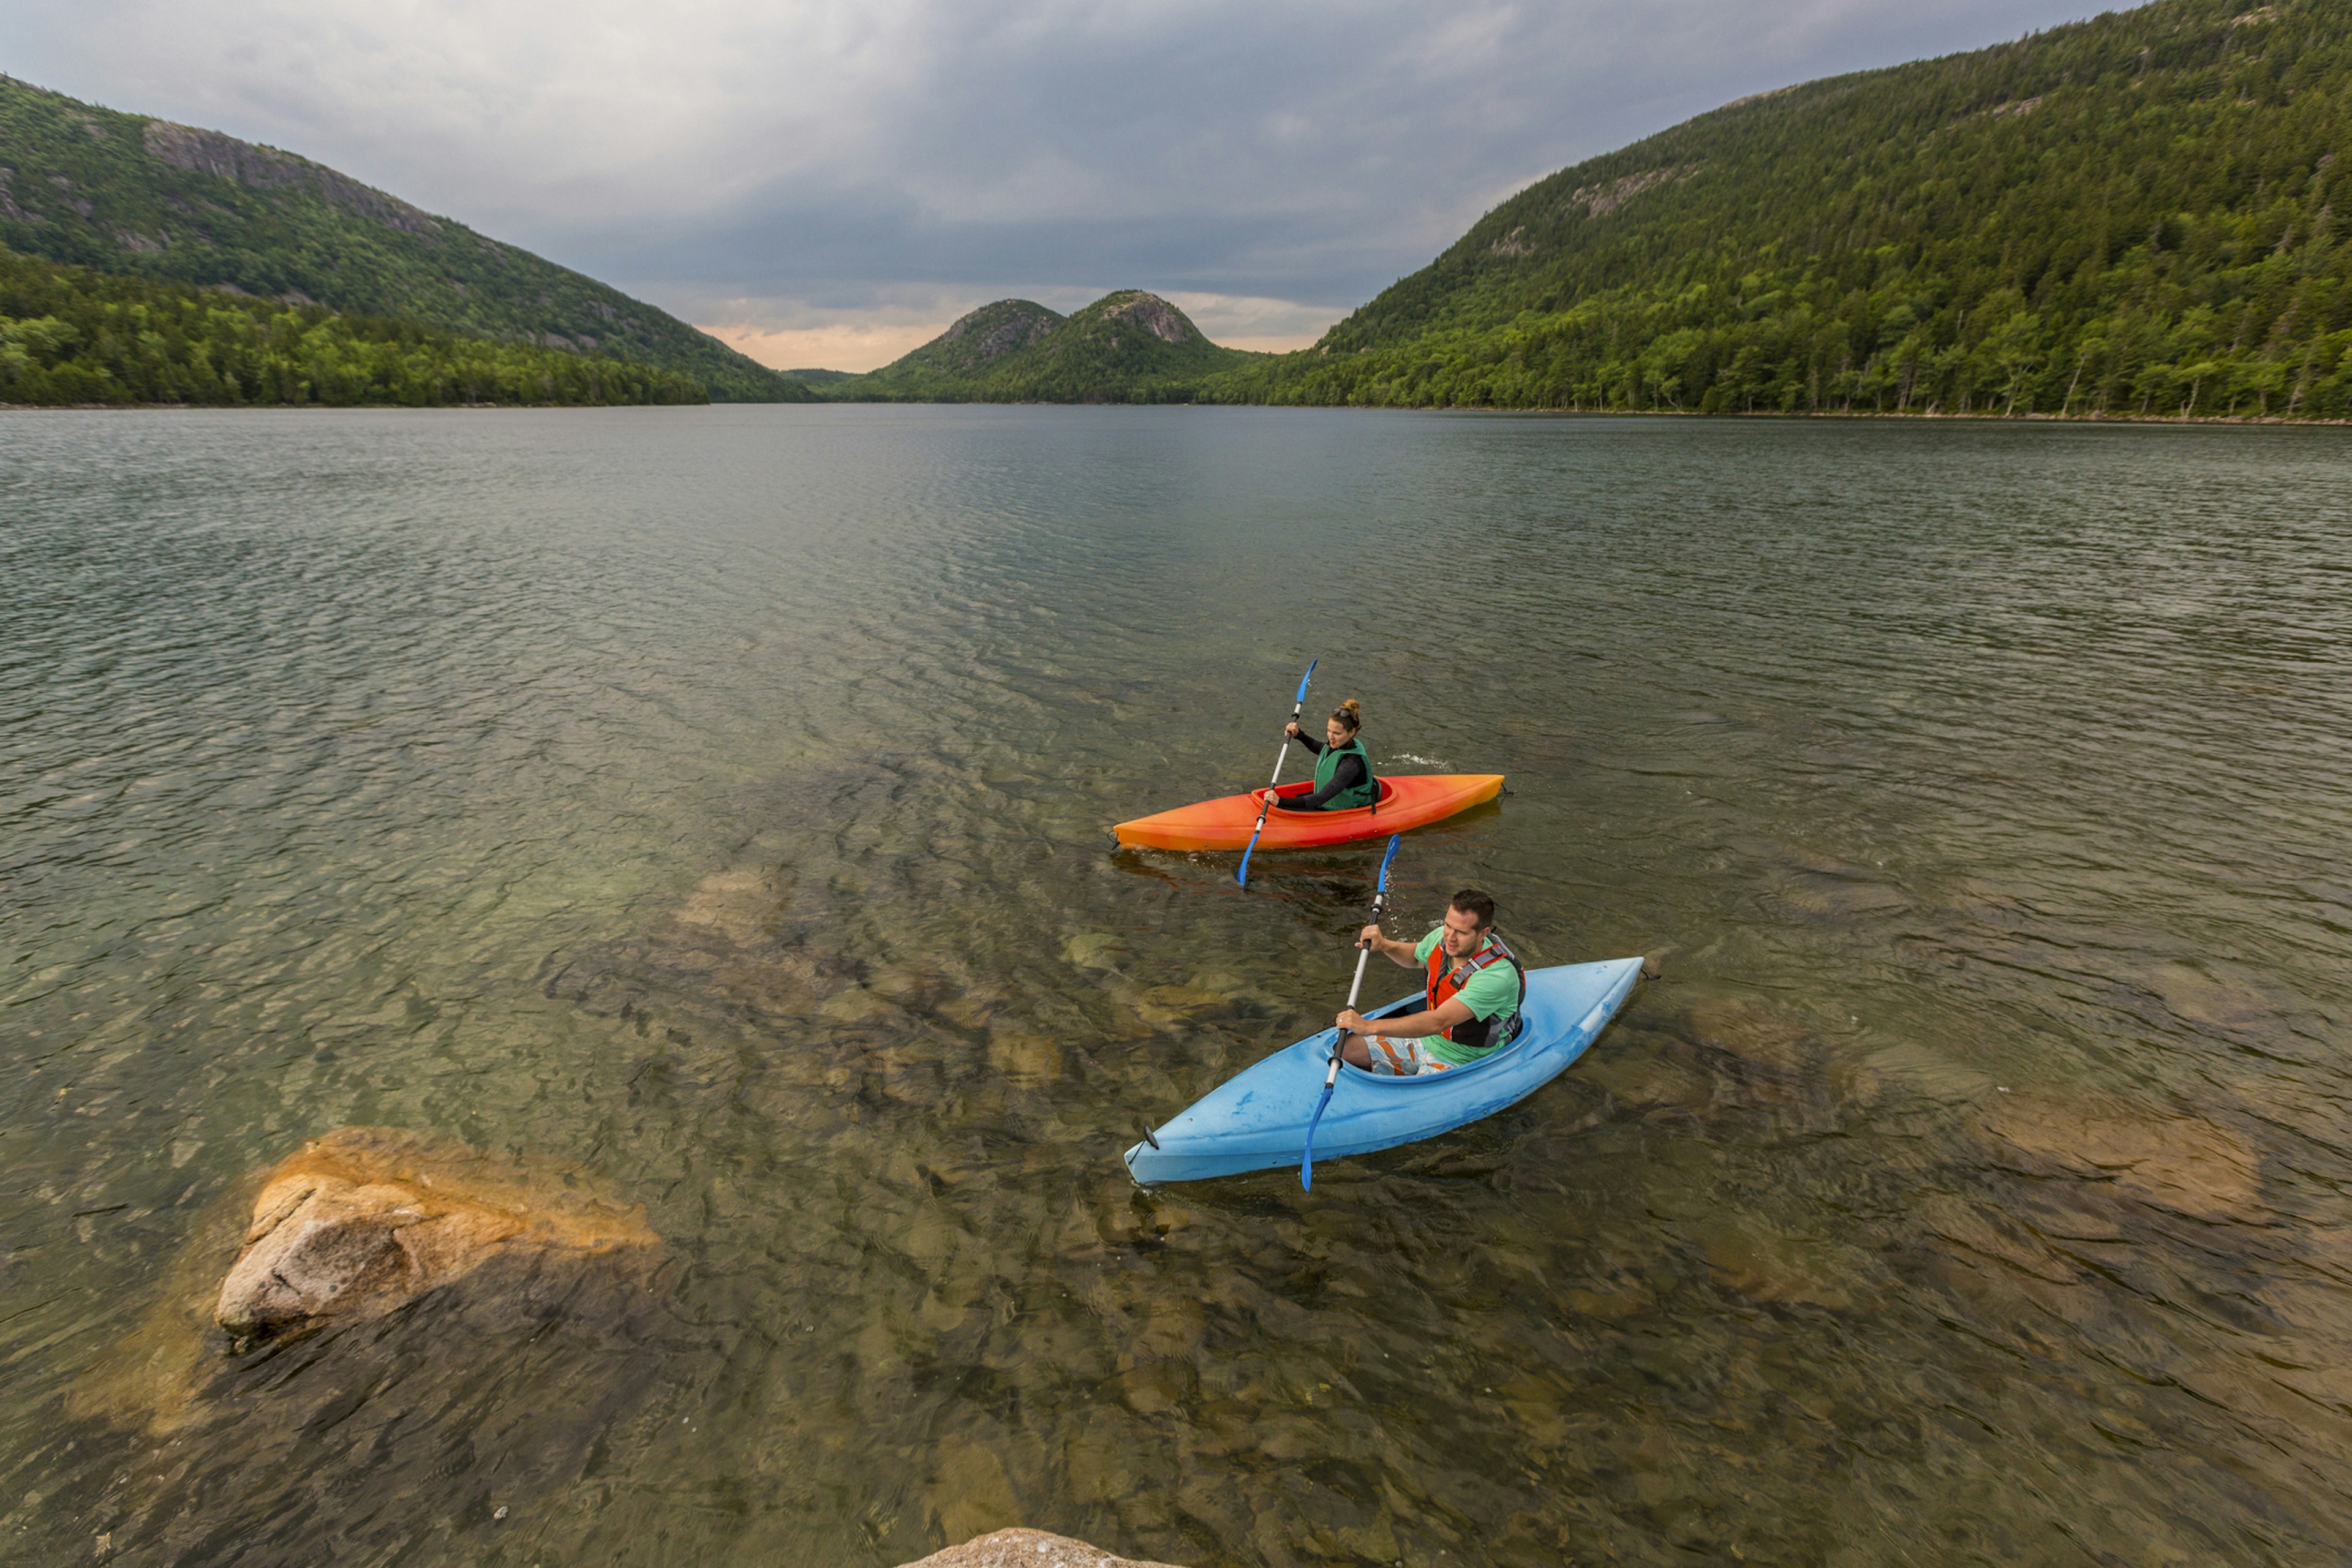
[1256,776,1400,818]
[1333,987,1540,1087]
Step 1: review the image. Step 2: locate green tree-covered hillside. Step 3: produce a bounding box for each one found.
[1,244,706,405]
[835,292,1264,402]
[1216,0,2352,418]
[0,75,806,402]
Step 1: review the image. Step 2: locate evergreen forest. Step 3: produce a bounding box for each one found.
[1215,0,2352,418]
[0,246,707,406]
[11,0,2352,417]
[0,76,804,402]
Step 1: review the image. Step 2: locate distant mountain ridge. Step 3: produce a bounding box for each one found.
[1219,0,2352,417]
[823,0,2352,417]
[17,0,2346,417]
[832,290,1263,401]
[0,75,808,401]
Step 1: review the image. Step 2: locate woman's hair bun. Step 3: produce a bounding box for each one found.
[1340,699,1361,716]
[1330,698,1363,730]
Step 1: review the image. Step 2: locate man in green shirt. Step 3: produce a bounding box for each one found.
[1334,888,1525,1076]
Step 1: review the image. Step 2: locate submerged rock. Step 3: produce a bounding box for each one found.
[1684,995,1811,1074]
[543,861,831,1023]
[66,1129,671,1562]
[1974,1098,2262,1219]
[898,1529,1185,1568]
[2145,961,2271,1031]
[671,866,789,947]
[215,1126,657,1338]
[1695,1213,1885,1310]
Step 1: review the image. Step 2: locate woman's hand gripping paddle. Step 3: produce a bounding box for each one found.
[1235,659,1316,888]
[1303,834,1401,1191]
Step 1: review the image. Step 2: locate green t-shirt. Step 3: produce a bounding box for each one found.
[1413,929,1521,1065]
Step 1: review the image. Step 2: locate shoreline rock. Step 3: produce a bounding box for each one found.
[897,1529,1186,1568]
[215,1126,658,1339]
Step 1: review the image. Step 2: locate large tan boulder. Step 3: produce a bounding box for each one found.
[67,1128,667,1561]
[214,1126,657,1338]
[896,1530,1186,1568]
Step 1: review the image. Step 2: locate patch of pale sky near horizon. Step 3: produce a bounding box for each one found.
[2,0,2107,371]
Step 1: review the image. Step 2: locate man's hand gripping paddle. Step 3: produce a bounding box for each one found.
[1235,659,1316,888]
[1302,833,1401,1191]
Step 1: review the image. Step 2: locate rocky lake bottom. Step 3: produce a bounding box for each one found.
[3,405,2348,1566]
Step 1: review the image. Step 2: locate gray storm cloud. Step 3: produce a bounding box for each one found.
[2,0,2098,361]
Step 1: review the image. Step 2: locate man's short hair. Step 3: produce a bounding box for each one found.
[1449,888,1496,929]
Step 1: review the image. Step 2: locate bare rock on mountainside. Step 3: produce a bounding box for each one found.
[142,121,440,235]
[1100,291,1194,344]
[897,1529,1187,1568]
[215,1126,658,1337]
[943,300,1062,363]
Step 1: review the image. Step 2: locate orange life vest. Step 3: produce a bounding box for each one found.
[1425,931,1525,1052]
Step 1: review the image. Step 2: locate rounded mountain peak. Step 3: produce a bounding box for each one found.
[932,299,1065,367]
[1085,290,1199,345]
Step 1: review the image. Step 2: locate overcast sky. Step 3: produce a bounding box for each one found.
[4,0,2106,369]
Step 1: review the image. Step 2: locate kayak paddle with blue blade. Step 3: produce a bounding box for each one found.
[1303,832,1401,1190]
[1234,658,1317,887]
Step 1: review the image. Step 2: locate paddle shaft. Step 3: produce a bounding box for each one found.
[1324,894,1384,1088]
[1344,941,1375,1013]
[1236,660,1316,886]
[1303,834,1401,1189]
[1251,700,1310,832]
[1256,736,1295,810]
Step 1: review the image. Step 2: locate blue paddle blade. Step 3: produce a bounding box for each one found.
[1302,1077,1336,1190]
[1376,833,1401,891]
[1237,815,1270,885]
[1294,658,1318,704]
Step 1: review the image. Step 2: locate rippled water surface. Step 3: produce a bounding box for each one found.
[5,406,2351,1567]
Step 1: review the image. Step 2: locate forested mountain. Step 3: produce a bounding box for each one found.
[15,0,2345,417]
[0,75,807,402]
[0,246,705,405]
[1217,0,2352,418]
[832,292,1264,402]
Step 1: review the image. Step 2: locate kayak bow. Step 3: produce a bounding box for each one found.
[1115,774,1504,854]
[1124,957,1641,1185]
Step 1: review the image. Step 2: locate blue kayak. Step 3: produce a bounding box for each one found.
[1124,957,1643,1185]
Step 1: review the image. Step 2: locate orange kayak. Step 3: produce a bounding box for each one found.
[1113,774,1504,853]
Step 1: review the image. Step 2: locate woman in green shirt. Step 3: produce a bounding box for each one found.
[1276,699,1379,812]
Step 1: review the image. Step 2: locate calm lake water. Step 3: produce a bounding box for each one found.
[4,405,2350,1567]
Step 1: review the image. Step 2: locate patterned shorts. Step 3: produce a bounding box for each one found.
[1359,1035,1456,1077]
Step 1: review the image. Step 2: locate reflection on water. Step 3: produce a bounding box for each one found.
[3,407,2350,1566]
